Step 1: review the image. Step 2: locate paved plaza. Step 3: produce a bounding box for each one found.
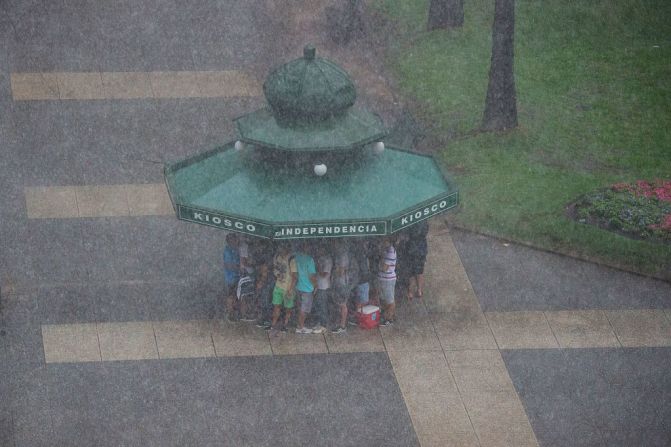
[2,1,671,446]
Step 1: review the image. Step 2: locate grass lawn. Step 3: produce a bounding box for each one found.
[374,0,671,280]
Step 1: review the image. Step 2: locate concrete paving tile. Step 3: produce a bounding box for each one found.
[433,311,498,350]
[268,331,329,355]
[56,72,105,99]
[42,323,101,363]
[0,410,12,447]
[502,348,671,446]
[75,185,130,217]
[211,320,272,357]
[153,320,215,359]
[46,362,110,446]
[92,282,155,323]
[476,430,539,447]
[97,321,158,361]
[35,285,98,324]
[605,310,671,347]
[545,310,620,348]
[417,431,480,447]
[600,429,671,447]
[125,183,174,216]
[9,367,55,447]
[387,350,460,396]
[379,320,442,352]
[449,365,516,393]
[485,311,559,349]
[101,72,153,99]
[451,228,671,311]
[403,391,474,437]
[149,71,200,98]
[11,72,59,100]
[24,186,78,218]
[193,70,257,97]
[445,349,507,370]
[424,233,482,314]
[324,326,386,353]
[461,389,534,434]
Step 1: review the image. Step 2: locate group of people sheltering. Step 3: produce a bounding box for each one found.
[222,221,429,335]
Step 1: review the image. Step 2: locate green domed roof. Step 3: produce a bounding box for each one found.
[235,45,388,152]
[263,45,356,123]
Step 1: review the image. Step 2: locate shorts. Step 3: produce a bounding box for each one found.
[332,284,349,306]
[407,254,427,276]
[271,286,295,309]
[355,282,370,305]
[377,278,396,304]
[298,290,314,314]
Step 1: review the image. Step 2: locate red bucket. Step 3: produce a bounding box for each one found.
[357,305,380,329]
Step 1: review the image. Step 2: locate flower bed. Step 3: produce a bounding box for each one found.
[571,180,671,243]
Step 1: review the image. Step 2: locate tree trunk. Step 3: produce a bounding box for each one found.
[482,0,517,131]
[427,0,464,30]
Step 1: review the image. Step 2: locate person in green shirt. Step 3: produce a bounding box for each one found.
[270,243,296,333]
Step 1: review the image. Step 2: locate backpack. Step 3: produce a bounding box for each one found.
[236,275,256,301]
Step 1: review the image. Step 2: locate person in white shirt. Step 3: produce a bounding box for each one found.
[311,242,332,334]
[377,237,397,325]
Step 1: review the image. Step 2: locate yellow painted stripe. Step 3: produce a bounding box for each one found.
[11,71,261,101]
[40,309,670,364]
[24,184,173,218]
[486,309,671,349]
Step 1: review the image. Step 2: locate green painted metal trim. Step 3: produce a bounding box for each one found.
[176,204,275,238]
[234,107,388,152]
[273,220,387,239]
[164,140,459,239]
[389,191,459,233]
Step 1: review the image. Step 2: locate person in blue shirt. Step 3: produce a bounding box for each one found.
[293,241,318,334]
[223,233,241,321]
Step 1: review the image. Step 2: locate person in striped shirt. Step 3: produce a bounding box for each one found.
[377,237,397,325]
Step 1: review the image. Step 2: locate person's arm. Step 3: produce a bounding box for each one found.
[286,259,297,297]
[223,251,240,273]
[309,273,318,290]
[256,264,268,292]
[287,272,297,297]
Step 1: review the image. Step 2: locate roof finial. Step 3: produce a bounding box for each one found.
[303,45,316,61]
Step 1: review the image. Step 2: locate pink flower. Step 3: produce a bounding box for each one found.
[636,180,651,190]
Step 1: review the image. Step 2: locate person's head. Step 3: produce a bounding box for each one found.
[225,233,239,247]
[316,240,330,256]
[277,242,291,256]
[298,240,311,254]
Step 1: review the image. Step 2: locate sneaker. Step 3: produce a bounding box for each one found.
[240,317,256,322]
[380,318,394,327]
[255,320,268,328]
[280,326,288,333]
[226,314,239,323]
[296,327,313,334]
[331,326,346,334]
[347,318,358,326]
[311,325,326,334]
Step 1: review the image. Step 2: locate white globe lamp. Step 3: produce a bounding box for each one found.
[314,163,327,176]
[372,141,385,154]
[234,140,245,151]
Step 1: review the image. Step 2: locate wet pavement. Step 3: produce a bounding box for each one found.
[1,1,670,446]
